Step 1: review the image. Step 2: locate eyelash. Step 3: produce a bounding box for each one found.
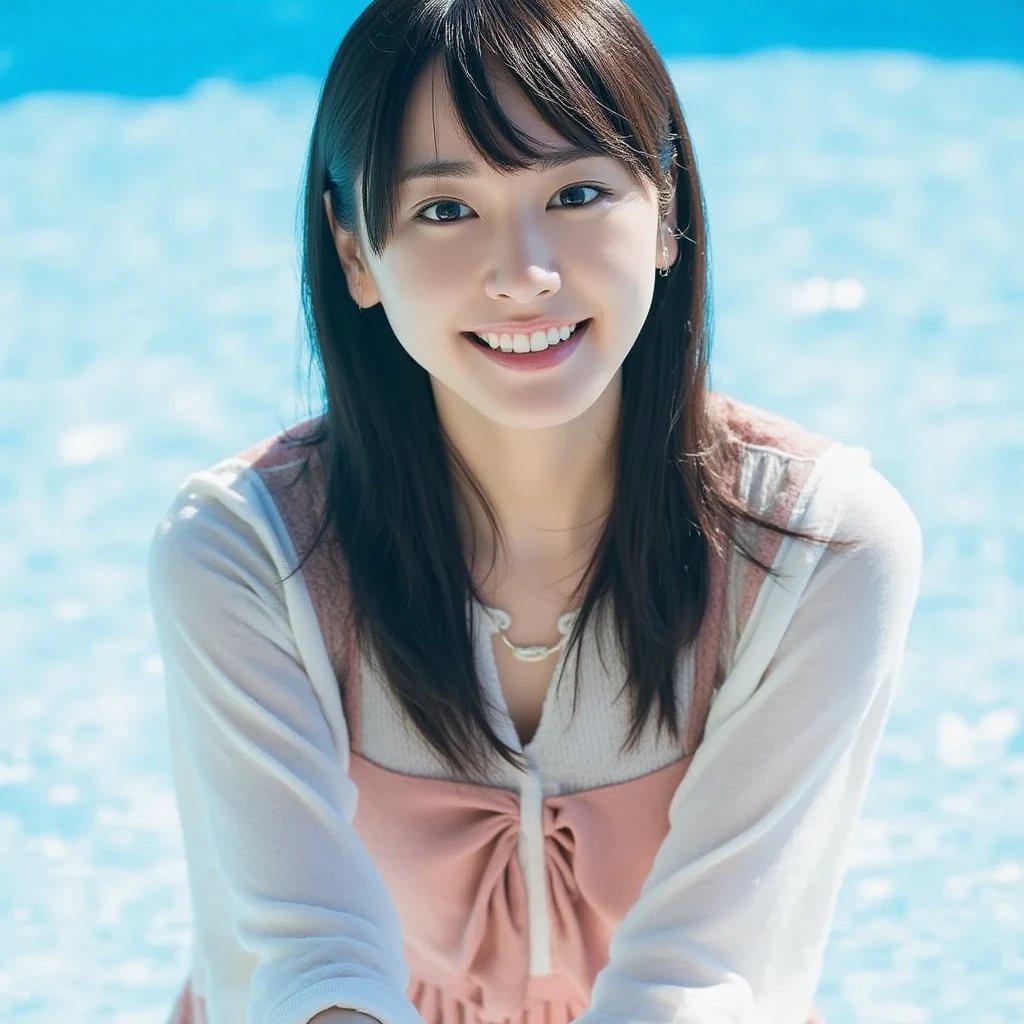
[413,183,612,224]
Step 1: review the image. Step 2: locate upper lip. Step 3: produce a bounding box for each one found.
[466,317,587,335]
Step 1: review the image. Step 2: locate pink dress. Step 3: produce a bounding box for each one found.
[152,393,921,1024]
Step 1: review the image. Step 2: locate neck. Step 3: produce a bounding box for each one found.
[435,375,621,588]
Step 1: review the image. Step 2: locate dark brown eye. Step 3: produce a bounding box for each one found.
[558,186,590,206]
[550,184,608,209]
[417,199,471,222]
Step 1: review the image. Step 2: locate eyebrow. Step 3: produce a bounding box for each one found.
[398,146,603,187]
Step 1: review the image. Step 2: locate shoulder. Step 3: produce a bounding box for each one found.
[707,391,833,526]
[824,448,923,584]
[707,390,920,552]
[235,415,326,475]
[148,416,328,599]
[701,397,922,717]
[707,390,834,461]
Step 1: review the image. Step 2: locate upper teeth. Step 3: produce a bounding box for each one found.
[474,322,580,353]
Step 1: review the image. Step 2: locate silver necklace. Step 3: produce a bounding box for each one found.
[484,606,580,663]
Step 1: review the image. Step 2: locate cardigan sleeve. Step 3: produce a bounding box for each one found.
[573,456,923,1024]
[148,476,424,1024]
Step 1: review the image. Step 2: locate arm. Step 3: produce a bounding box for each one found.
[574,460,923,1024]
[149,474,423,1024]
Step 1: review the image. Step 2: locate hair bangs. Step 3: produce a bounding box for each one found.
[450,0,676,188]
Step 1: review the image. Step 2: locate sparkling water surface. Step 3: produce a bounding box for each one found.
[0,8,1021,1023]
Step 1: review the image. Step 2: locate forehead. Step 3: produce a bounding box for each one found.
[398,58,569,171]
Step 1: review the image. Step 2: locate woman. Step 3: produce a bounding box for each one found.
[150,1,923,1022]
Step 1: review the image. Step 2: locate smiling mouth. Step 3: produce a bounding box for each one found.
[462,319,590,354]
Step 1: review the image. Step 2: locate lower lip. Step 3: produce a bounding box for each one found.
[462,320,590,372]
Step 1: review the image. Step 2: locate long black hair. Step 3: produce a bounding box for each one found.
[279,0,836,783]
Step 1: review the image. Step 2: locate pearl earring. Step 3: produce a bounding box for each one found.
[658,239,671,278]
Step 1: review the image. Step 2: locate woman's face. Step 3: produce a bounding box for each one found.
[326,59,677,431]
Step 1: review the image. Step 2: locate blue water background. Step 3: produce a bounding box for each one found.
[0,2,1021,1022]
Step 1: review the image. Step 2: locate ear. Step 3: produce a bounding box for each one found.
[657,177,680,273]
[322,190,381,309]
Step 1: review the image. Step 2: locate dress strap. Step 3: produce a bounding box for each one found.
[244,433,365,754]
[686,393,836,754]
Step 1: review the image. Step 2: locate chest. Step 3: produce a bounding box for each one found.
[489,635,565,748]
[481,583,579,748]
[472,544,593,749]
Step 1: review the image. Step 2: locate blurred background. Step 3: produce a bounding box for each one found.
[1,1,1021,1022]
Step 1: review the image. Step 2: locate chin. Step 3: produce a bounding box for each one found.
[471,376,618,432]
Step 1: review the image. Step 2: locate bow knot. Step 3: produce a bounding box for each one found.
[543,801,583,903]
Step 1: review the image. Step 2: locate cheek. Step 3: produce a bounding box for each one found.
[371,244,473,364]
[575,226,657,323]
[592,210,658,274]
[385,239,477,303]
[586,211,661,333]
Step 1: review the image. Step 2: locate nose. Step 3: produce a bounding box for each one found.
[484,218,561,302]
